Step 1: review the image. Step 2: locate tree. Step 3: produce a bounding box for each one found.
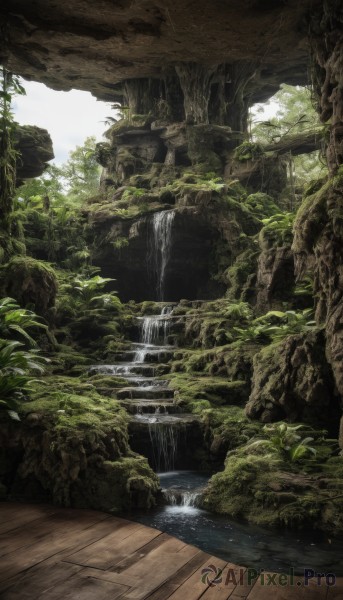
[251,85,327,186]
[59,135,100,203]
[15,164,64,209]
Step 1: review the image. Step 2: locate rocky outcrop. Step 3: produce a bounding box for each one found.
[0,387,159,511]
[255,245,295,313]
[245,329,340,433]
[1,1,318,103]
[14,125,54,184]
[293,175,343,444]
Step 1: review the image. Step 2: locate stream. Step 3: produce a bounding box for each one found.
[127,470,343,575]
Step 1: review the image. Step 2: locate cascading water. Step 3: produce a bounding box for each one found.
[148,423,180,472]
[134,305,173,363]
[163,487,203,508]
[149,210,175,301]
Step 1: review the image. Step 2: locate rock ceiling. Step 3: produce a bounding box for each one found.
[0,0,320,103]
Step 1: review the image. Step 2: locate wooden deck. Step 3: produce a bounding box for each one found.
[0,503,341,599]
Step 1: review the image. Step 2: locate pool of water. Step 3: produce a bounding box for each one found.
[126,471,343,575]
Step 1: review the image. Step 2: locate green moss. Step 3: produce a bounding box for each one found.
[1,375,160,511]
[243,192,280,219]
[259,212,295,249]
[0,256,58,314]
[168,372,248,408]
[225,247,259,301]
[292,183,328,253]
[233,141,264,162]
[203,423,343,533]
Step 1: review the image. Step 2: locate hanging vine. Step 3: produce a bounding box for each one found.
[0,66,25,230]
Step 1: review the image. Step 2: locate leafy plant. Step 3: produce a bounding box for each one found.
[255,309,316,341]
[0,340,47,417]
[234,141,264,162]
[232,309,316,345]
[223,302,253,322]
[59,275,122,315]
[293,275,314,297]
[0,297,47,346]
[246,423,316,463]
[260,212,295,245]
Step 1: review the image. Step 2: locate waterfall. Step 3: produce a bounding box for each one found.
[134,305,173,362]
[163,488,203,508]
[148,422,179,472]
[150,210,175,301]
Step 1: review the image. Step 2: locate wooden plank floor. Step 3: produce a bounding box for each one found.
[0,503,341,599]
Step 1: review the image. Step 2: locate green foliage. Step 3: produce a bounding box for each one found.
[233,141,264,162]
[0,68,25,229]
[232,308,316,345]
[122,187,146,201]
[243,193,279,218]
[245,423,317,463]
[293,275,314,297]
[255,309,316,341]
[0,295,48,417]
[0,297,47,346]
[113,237,129,250]
[15,164,64,208]
[223,302,253,321]
[259,212,295,246]
[58,274,121,315]
[251,84,327,185]
[59,136,100,203]
[0,340,47,414]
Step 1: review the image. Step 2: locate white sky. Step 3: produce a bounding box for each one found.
[12,80,113,166]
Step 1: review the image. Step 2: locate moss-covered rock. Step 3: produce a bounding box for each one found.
[0,376,159,511]
[203,426,343,533]
[0,256,58,314]
[246,330,340,433]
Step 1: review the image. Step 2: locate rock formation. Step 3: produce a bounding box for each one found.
[14,125,54,184]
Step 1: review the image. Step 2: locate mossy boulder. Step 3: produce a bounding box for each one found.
[1,256,58,314]
[203,428,343,533]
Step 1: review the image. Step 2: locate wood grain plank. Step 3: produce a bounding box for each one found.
[0,514,125,583]
[165,556,228,600]
[0,503,56,527]
[79,538,201,600]
[0,508,112,557]
[0,510,58,535]
[65,522,155,569]
[0,562,83,599]
[38,571,130,600]
[0,517,116,592]
[144,551,211,600]
[111,532,169,573]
